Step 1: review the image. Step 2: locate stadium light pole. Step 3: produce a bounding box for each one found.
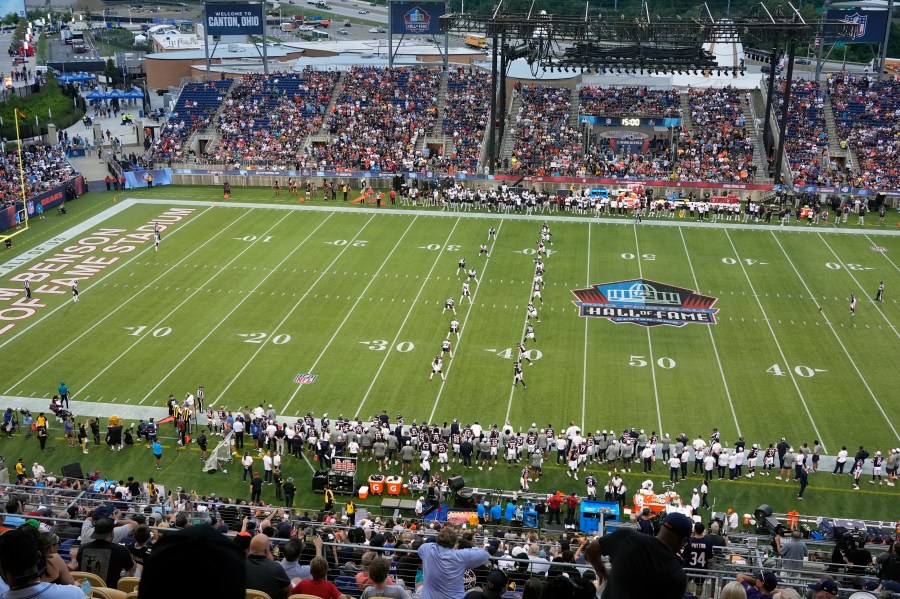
[878,0,894,80]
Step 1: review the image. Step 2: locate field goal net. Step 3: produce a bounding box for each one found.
[203,430,235,473]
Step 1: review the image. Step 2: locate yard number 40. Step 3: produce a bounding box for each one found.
[767,364,827,377]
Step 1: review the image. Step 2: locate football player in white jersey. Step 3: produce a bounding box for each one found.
[479,243,489,258]
[461,280,472,304]
[513,360,527,389]
[429,356,445,382]
[467,267,478,284]
[524,323,536,344]
[531,280,542,304]
[527,303,540,322]
[443,297,457,315]
[448,318,461,340]
[457,257,467,275]
[441,339,454,359]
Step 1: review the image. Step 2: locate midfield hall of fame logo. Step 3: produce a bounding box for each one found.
[571,279,719,327]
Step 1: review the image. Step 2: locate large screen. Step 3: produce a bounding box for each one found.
[389,1,445,36]
[0,0,25,18]
[205,3,265,36]
[825,8,889,44]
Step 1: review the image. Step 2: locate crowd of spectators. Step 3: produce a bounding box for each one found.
[578,86,681,118]
[206,70,341,167]
[773,78,829,175]
[427,66,491,174]
[0,144,77,208]
[508,85,583,176]
[674,87,757,183]
[150,80,232,162]
[828,73,900,191]
[313,66,442,172]
[1,405,900,599]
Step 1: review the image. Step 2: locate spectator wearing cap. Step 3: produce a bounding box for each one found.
[585,511,690,599]
[246,534,291,599]
[360,556,411,599]
[464,569,509,599]
[736,570,778,599]
[808,578,840,599]
[75,518,136,588]
[418,527,490,599]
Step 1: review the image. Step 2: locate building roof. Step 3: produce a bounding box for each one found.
[146,43,298,61]
[282,39,484,57]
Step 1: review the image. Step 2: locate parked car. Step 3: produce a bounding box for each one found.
[337,28,349,35]
[368,26,385,33]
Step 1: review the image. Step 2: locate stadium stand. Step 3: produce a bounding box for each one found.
[578,86,681,118]
[428,66,491,174]
[150,80,233,161]
[207,70,341,167]
[317,66,442,172]
[677,87,757,183]
[508,85,582,176]
[773,78,829,178]
[828,73,900,191]
[0,145,77,207]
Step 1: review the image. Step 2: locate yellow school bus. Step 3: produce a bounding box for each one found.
[464,34,487,49]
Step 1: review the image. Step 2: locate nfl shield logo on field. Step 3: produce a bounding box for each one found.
[294,373,317,384]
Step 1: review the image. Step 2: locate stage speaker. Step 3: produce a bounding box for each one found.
[61,463,84,480]
[448,476,465,493]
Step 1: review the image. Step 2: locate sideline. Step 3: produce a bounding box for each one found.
[121,197,900,236]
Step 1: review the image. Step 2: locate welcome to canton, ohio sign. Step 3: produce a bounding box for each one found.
[572,279,719,327]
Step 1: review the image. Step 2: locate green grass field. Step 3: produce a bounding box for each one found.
[1,187,899,522]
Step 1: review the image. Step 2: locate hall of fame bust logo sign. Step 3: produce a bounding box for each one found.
[572,279,719,327]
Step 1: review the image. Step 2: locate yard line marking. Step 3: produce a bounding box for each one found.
[816,235,900,338]
[0,206,215,351]
[632,227,663,435]
[81,210,288,400]
[772,232,899,443]
[430,223,503,424]
[213,215,377,406]
[283,216,419,413]
[679,228,741,437]
[137,213,334,405]
[504,229,542,423]
[353,218,463,419]
[581,223,591,432]
[725,231,827,449]
[3,207,240,393]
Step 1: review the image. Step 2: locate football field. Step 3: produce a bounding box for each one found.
[2,196,899,455]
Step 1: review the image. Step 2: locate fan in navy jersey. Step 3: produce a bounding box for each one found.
[682,522,712,596]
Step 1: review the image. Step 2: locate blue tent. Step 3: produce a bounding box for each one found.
[85,89,108,99]
[58,72,95,83]
[124,87,144,99]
